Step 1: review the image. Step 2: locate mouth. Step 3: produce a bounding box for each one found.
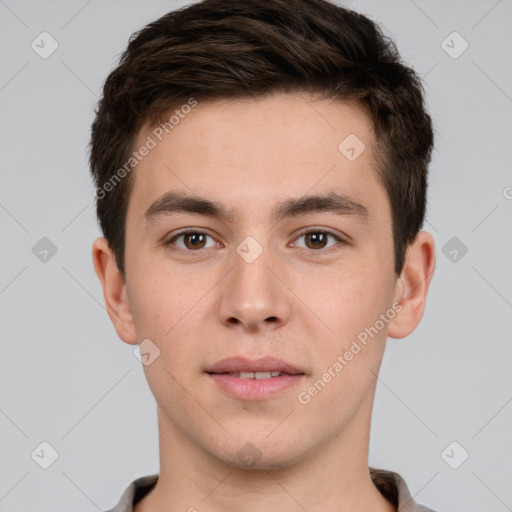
[205,357,306,401]
[206,356,305,377]
[221,371,287,379]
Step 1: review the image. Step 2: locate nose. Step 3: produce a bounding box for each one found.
[216,239,292,332]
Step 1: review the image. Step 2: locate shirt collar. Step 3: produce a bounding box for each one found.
[105,469,435,512]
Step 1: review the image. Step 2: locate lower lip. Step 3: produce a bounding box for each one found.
[208,373,304,401]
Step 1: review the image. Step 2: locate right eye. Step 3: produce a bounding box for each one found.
[164,230,219,252]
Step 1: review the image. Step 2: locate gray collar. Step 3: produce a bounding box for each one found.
[105,469,436,512]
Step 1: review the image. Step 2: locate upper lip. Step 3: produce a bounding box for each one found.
[206,357,304,375]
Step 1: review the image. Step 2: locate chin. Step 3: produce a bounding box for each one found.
[207,434,309,472]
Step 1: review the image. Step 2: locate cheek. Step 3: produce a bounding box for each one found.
[128,264,212,380]
[128,261,201,339]
[130,270,207,401]
[293,263,392,348]
[294,279,390,418]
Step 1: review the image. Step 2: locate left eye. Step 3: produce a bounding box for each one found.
[292,231,342,251]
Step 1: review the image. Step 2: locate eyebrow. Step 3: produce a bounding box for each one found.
[144,190,369,225]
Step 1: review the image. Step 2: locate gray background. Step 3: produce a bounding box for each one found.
[0,0,511,510]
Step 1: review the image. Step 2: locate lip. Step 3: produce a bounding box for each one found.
[206,357,305,401]
[206,356,304,375]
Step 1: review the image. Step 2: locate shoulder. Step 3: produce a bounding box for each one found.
[370,467,437,512]
[103,474,159,512]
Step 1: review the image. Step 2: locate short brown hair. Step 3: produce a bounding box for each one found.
[89,0,434,278]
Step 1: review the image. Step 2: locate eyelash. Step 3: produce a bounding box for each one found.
[164,228,346,256]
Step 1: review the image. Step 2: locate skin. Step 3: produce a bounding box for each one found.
[93,92,435,512]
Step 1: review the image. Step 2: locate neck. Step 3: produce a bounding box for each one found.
[135,402,395,512]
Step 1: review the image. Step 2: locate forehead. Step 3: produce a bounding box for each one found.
[127,92,387,222]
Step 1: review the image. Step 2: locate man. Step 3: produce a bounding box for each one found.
[90,0,437,510]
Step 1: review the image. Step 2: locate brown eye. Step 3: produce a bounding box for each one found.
[304,232,329,249]
[166,231,217,251]
[293,230,344,253]
[183,232,207,249]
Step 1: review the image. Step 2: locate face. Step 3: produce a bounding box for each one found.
[113,92,405,469]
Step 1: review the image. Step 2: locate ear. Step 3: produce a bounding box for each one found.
[387,231,436,339]
[92,237,138,345]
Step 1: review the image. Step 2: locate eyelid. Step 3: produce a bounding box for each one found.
[293,226,345,239]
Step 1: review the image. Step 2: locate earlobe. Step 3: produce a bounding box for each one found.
[387,231,436,339]
[92,237,138,345]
